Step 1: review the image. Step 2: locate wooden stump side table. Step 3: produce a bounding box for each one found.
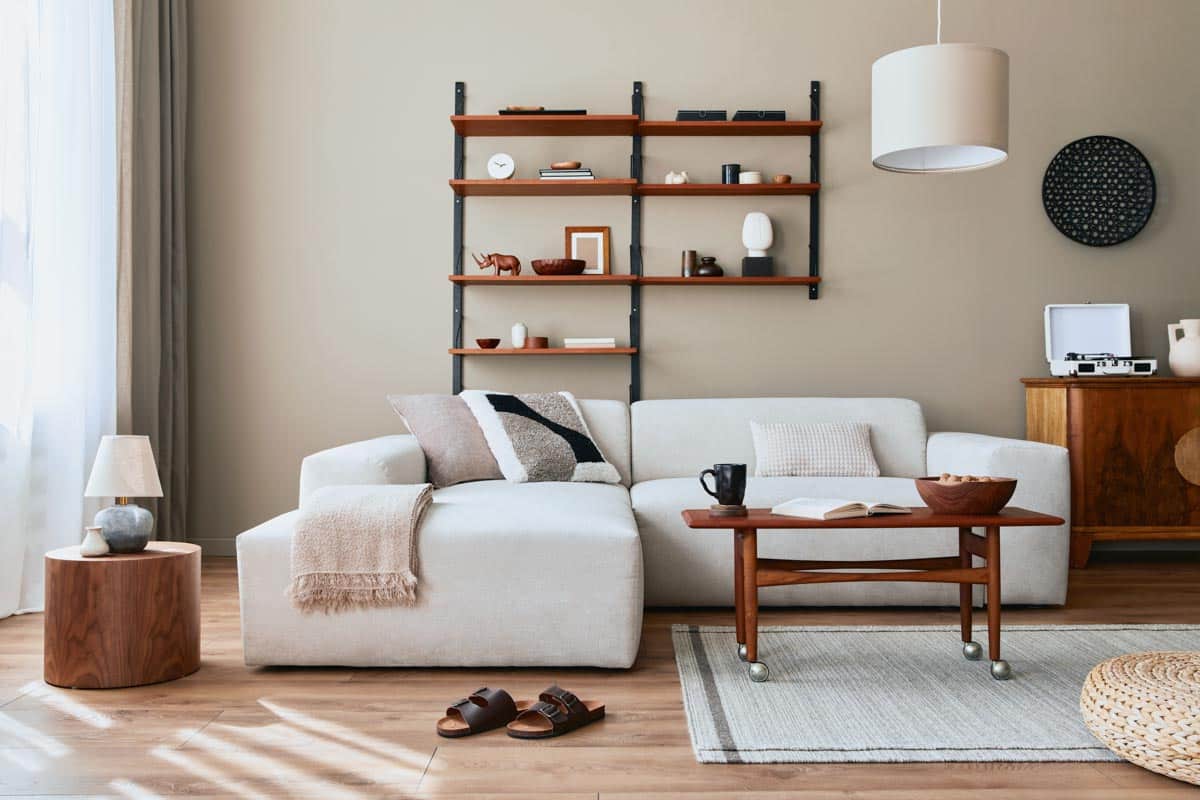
[44,542,201,689]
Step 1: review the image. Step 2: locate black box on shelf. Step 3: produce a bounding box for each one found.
[733,110,786,121]
[675,110,727,121]
[742,256,774,277]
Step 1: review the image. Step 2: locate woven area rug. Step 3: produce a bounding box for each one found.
[673,623,1200,764]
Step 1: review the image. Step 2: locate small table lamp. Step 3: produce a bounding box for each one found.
[84,435,164,553]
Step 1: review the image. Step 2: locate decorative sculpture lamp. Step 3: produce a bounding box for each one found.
[741,211,774,276]
[84,435,163,553]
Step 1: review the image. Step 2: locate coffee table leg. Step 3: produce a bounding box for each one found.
[986,525,1011,680]
[959,527,982,661]
[734,530,746,660]
[740,529,768,682]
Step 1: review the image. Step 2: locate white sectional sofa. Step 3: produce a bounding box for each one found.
[237,397,1069,669]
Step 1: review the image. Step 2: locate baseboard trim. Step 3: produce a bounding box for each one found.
[188,538,236,557]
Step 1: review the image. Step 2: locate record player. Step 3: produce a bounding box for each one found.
[1044,303,1157,377]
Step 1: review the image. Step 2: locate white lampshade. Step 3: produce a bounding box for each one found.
[84,435,164,498]
[872,43,1009,173]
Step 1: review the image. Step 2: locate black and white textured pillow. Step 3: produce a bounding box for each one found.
[460,390,621,484]
[750,421,881,477]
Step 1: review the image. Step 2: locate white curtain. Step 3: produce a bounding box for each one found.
[0,0,117,618]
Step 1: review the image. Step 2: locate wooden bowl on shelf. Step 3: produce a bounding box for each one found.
[531,259,586,276]
[475,338,501,349]
[524,336,549,349]
[914,476,1017,515]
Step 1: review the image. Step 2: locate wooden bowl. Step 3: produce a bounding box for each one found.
[524,336,549,349]
[915,477,1017,515]
[531,259,586,276]
[475,338,500,349]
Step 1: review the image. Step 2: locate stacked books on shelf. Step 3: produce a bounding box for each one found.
[539,167,594,181]
[564,337,616,349]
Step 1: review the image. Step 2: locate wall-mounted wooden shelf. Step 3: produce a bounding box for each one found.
[637,183,819,196]
[449,274,637,286]
[638,276,821,286]
[450,179,637,197]
[637,120,822,136]
[451,115,639,137]
[449,347,637,356]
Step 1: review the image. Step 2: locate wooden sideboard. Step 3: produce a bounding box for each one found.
[1022,377,1200,567]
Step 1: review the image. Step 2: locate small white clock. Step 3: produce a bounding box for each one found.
[487,152,515,180]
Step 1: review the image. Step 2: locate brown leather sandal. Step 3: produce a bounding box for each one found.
[506,685,605,739]
[436,687,530,738]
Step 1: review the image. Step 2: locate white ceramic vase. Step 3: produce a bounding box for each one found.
[742,212,773,257]
[1169,319,1200,377]
[80,525,109,557]
[511,322,527,349]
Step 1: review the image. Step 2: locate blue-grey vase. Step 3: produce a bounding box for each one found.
[95,500,155,553]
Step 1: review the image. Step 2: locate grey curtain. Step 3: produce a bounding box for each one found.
[116,0,188,540]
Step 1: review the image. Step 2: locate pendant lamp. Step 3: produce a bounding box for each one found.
[872,0,1009,173]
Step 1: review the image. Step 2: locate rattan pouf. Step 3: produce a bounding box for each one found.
[1080,651,1200,785]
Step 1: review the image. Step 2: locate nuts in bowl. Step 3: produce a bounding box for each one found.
[915,474,1017,515]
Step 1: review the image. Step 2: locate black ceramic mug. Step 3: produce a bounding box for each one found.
[722,163,741,184]
[700,463,747,506]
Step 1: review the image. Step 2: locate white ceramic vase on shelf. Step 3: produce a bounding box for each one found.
[80,525,109,557]
[511,322,527,349]
[742,212,773,256]
[1169,319,1200,377]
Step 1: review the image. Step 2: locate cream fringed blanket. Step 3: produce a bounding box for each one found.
[287,484,433,613]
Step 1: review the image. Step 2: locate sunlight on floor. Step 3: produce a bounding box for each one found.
[150,745,270,800]
[109,777,165,798]
[19,680,115,728]
[0,710,70,758]
[256,699,426,765]
[186,728,365,799]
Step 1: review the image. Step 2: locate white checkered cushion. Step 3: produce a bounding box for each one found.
[750,421,881,477]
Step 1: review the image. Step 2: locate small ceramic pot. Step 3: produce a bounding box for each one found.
[681,250,698,277]
[524,336,549,349]
[696,257,724,277]
[511,322,527,349]
[738,171,763,184]
[80,526,109,557]
[722,164,741,184]
[772,173,792,184]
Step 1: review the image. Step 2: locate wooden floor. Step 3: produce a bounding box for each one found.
[1,555,1198,798]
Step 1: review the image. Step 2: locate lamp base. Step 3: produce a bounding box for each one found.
[95,503,154,553]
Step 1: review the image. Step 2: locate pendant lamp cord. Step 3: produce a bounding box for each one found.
[936,0,942,43]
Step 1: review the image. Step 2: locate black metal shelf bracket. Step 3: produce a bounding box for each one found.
[452,81,466,392]
[629,81,644,403]
[809,80,821,300]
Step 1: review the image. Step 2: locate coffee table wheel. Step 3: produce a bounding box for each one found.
[748,662,769,682]
[962,641,983,661]
[738,644,748,662]
[990,660,1012,681]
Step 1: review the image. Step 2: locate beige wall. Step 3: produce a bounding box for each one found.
[188,0,1200,551]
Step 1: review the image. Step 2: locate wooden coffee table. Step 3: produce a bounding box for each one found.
[681,507,1065,683]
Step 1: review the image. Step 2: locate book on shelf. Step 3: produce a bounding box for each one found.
[539,168,593,174]
[770,497,912,521]
[538,175,596,181]
[564,337,616,348]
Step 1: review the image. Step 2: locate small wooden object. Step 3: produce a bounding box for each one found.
[550,160,581,170]
[1023,377,1200,567]
[531,259,586,276]
[914,476,1017,515]
[44,542,200,689]
[524,336,549,349]
[772,173,792,184]
[710,504,748,517]
[475,338,500,349]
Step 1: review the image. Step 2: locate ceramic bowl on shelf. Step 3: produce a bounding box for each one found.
[531,258,587,276]
[524,336,549,349]
[914,476,1017,515]
[475,338,501,349]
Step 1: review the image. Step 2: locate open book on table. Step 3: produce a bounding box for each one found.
[770,497,913,521]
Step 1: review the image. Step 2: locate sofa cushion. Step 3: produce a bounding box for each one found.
[751,421,881,477]
[631,397,927,482]
[576,398,631,487]
[387,394,503,487]
[462,391,621,484]
[238,480,642,667]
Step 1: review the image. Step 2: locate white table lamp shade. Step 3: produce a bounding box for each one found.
[872,43,1009,173]
[84,435,164,498]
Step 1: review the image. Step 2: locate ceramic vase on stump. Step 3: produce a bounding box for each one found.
[79,526,109,558]
[1169,319,1200,377]
[84,435,163,553]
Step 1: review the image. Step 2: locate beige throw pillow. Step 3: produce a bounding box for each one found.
[387,394,504,488]
[750,421,881,477]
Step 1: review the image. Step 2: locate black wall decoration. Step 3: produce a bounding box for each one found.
[1042,135,1156,247]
